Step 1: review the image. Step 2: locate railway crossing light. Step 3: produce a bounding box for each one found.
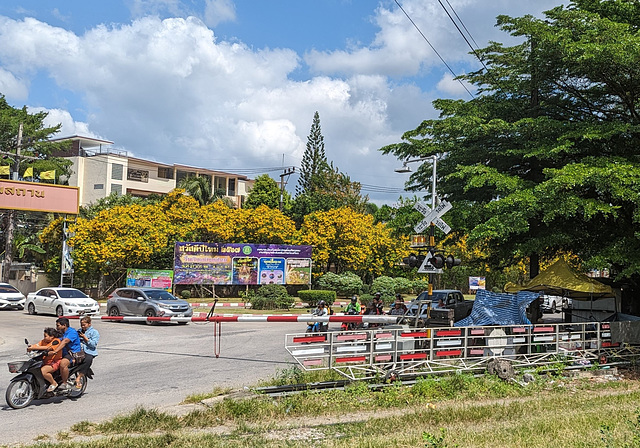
[403,254,426,268]
[445,255,461,269]
[428,253,461,269]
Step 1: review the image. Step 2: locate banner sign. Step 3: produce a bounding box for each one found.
[0,179,79,214]
[126,269,174,291]
[173,242,312,285]
[469,276,486,291]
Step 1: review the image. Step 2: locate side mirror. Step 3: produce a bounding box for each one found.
[136,296,145,301]
[24,338,29,345]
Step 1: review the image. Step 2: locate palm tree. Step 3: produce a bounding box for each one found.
[177,176,232,207]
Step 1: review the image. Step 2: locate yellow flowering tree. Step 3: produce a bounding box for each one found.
[298,207,406,281]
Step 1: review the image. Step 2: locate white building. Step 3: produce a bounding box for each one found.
[52,136,253,208]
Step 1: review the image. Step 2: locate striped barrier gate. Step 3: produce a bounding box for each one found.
[285,322,640,380]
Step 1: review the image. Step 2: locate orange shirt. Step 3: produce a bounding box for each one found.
[34,338,62,365]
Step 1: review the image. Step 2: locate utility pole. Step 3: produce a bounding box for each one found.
[279,166,295,211]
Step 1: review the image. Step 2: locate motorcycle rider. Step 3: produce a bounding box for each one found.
[75,316,99,389]
[50,317,82,390]
[310,300,329,332]
[27,327,62,392]
[373,292,384,315]
[345,296,361,314]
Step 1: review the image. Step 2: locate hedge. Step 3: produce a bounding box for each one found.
[298,290,336,307]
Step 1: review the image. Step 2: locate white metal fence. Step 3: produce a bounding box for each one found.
[285,322,640,380]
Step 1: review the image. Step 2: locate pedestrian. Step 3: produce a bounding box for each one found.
[75,316,99,389]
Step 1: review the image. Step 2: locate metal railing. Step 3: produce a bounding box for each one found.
[285,322,640,380]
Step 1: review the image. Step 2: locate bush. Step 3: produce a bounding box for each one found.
[316,272,363,297]
[298,290,336,307]
[411,278,429,294]
[246,284,294,310]
[180,290,192,300]
[393,277,413,294]
[371,276,396,305]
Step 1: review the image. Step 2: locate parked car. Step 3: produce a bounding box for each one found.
[407,289,474,322]
[0,283,26,310]
[106,288,193,322]
[26,287,100,316]
[541,295,565,314]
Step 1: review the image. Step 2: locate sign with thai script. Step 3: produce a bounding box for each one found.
[126,269,174,291]
[0,180,79,214]
[173,242,312,285]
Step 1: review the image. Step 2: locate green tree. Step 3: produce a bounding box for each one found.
[380,1,640,283]
[296,111,327,196]
[244,174,291,211]
[0,94,72,281]
[178,175,231,207]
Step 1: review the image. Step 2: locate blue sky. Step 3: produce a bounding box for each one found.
[0,0,564,204]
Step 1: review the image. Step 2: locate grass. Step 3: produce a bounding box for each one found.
[12,367,632,448]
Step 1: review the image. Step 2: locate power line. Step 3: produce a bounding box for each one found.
[394,0,474,99]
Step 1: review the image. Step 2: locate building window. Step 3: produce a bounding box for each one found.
[158,167,174,179]
[111,184,122,195]
[94,184,104,190]
[228,178,236,196]
[111,163,123,180]
[176,170,195,183]
[214,176,227,196]
[127,168,149,183]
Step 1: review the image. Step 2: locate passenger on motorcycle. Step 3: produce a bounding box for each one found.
[27,328,62,392]
[345,296,361,314]
[75,316,99,389]
[373,293,384,315]
[310,300,329,332]
[50,317,82,390]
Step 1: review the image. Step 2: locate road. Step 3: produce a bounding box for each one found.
[0,311,299,446]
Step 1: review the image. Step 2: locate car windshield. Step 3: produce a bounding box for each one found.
[143,290,179,301]
[0,285,20,293]
[57,289,89,299]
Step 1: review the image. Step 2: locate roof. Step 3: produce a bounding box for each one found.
[504,259,614,300]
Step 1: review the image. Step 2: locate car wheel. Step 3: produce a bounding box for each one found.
[145,308,156,325]
[108,306,120,317]
[56,306,64,317]
[27,303,36,315]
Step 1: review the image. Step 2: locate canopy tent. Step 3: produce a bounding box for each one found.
[504,259,614,300]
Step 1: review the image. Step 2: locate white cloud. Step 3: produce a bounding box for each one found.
[203,0,235,27]
[436,72,473,97]
[0,68,28,101]
[31,107,100,139]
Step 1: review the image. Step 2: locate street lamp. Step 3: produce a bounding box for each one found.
[395,156,437,208]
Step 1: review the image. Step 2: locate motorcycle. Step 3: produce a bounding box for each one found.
[5,339,93,409]
[340,309,362,331]
[306,321,328,333]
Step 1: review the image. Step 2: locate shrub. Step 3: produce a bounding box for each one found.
[371,276,396,305]
[180,290,192,300]
[393,277,413,294]
[297,290,336,307]
[411,278,429,294]
[247,284,294,310]
[316,272,363,297]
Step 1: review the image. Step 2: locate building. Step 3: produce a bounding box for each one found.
[51,136,253,208]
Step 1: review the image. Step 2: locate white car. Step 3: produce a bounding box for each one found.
[26,287,100,317]
[0,283,26,310]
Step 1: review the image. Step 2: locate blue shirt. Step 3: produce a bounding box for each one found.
[81,326,100,357]
[61,327,82,356]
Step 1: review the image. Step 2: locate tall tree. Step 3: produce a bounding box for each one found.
[296,111,327,196]
[177,175,231,207]
[380,1,640,284]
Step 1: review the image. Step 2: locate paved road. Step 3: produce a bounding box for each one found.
[0,311,299,446]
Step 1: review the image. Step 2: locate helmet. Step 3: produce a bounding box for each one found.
[318,300,326,306]
[395,293,402,299]
[351,296,357,302]
[374,292,381,297]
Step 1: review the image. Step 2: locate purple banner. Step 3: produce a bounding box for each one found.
[173,242,312,285]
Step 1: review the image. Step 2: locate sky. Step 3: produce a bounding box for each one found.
[0,0,564,205]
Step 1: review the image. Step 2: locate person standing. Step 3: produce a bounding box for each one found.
[51,317,82,390]
[75,316,99,389]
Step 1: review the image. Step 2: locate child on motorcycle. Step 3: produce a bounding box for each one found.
[27,328,62,392]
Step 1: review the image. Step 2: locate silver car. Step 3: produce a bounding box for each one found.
[0,283,26,310]
[106,288,193,323]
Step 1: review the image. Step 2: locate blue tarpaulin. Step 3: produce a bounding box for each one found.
[455,289,540,327]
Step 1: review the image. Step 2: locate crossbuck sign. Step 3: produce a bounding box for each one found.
[413,200,452,234]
